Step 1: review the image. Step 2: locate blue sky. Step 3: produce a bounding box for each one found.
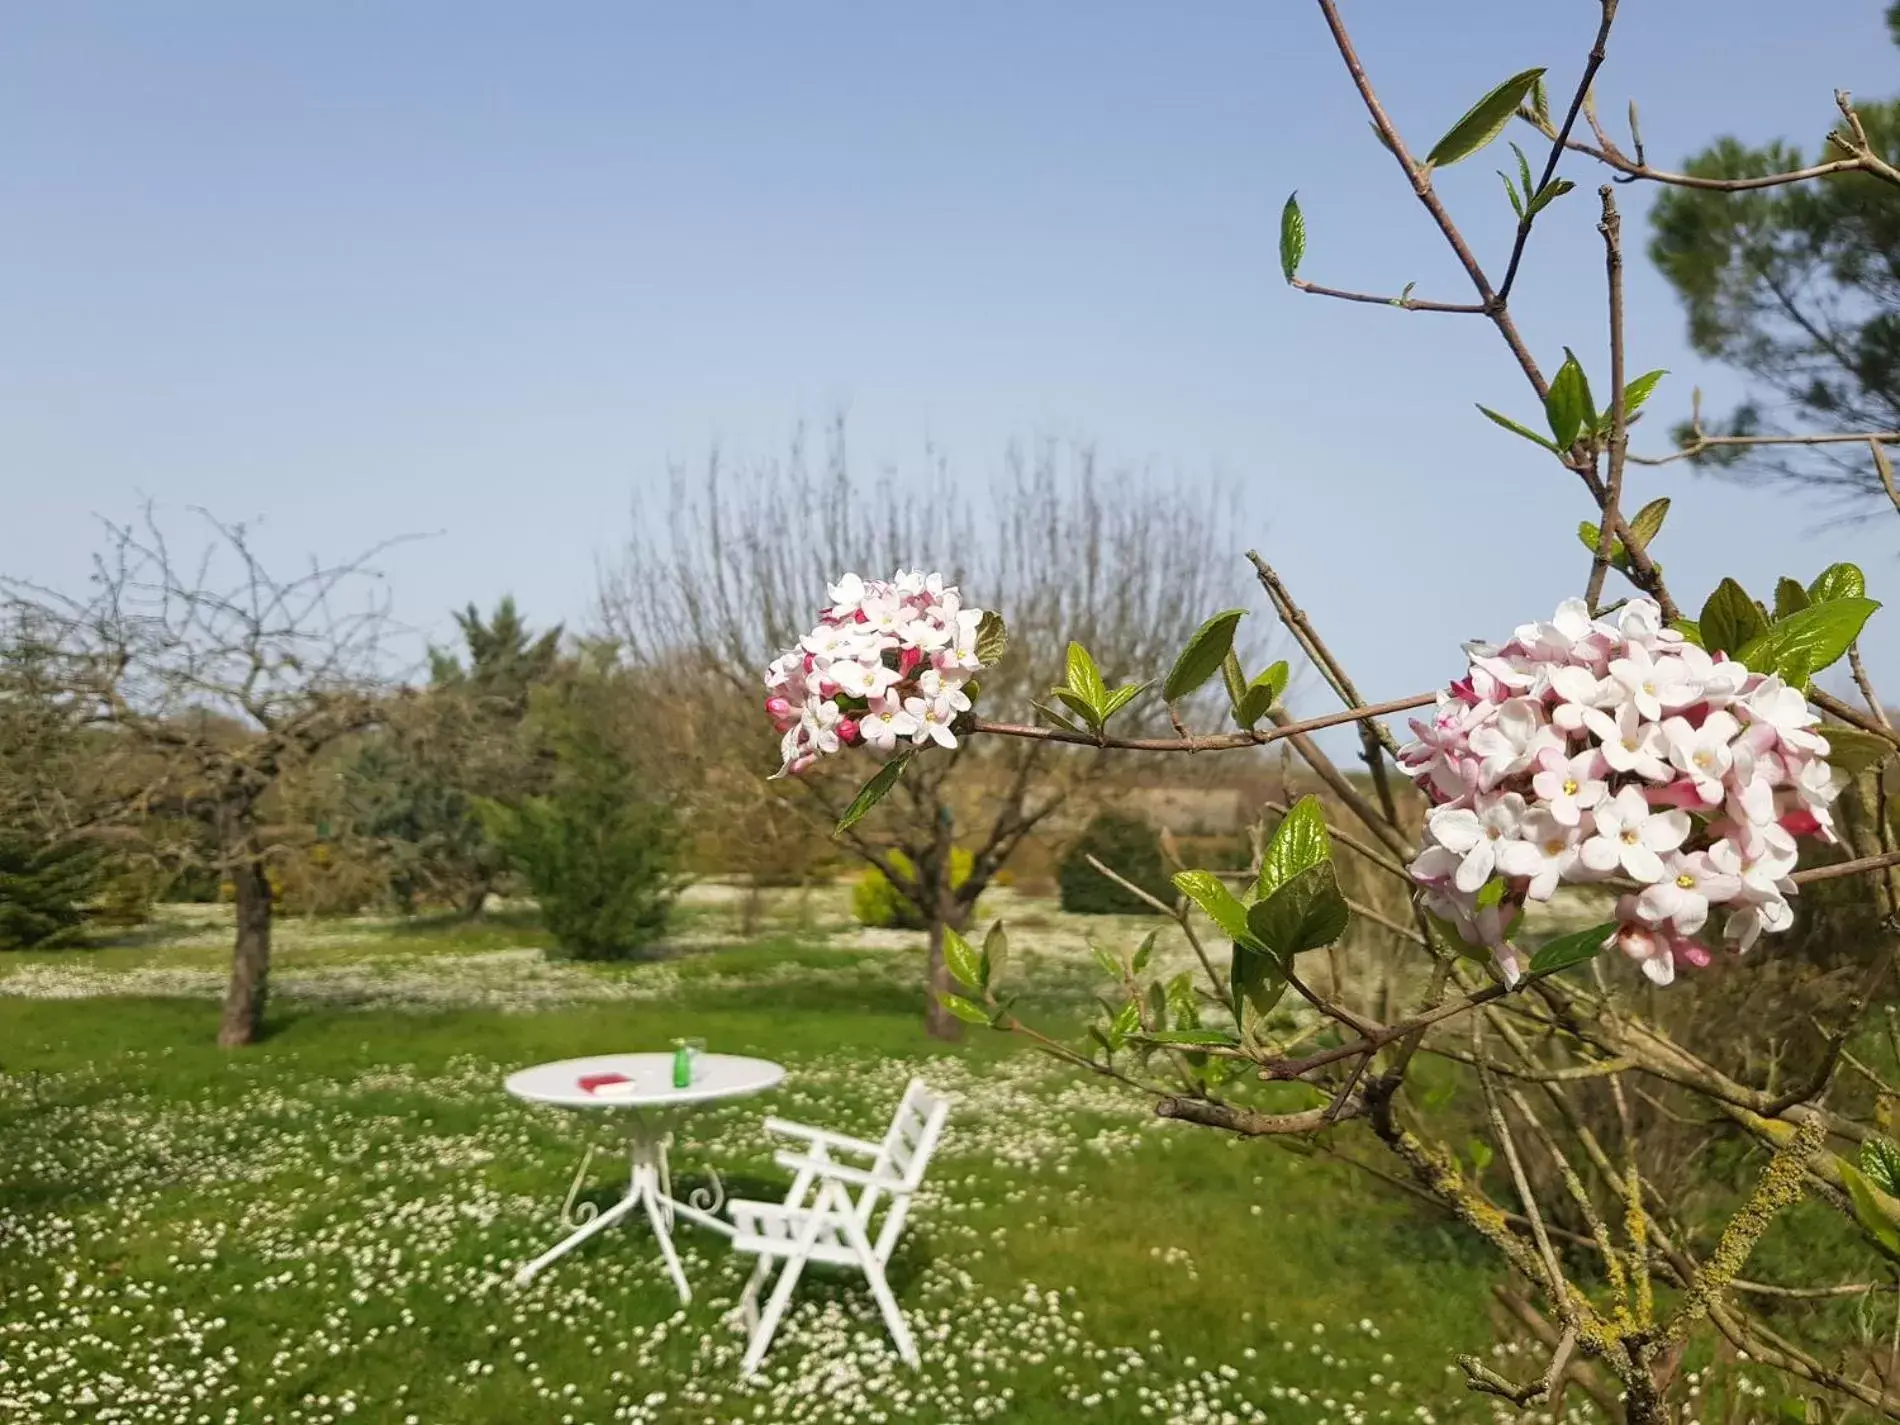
[2,2,1893,739]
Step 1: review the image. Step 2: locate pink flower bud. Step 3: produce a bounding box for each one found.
[789,754,818,777]
[899,646,923,675]
[817,678,840,699]
[1670,935,1712,970]
[765,696,793,721]
[1778,808,1823,838]
[837,718,861,745]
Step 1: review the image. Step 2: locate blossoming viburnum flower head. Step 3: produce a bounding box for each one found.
[762,570,990,777]
[1397,595,1843,988]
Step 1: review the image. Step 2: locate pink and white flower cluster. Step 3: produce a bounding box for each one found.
[1399,597,1846,987]
[763,570,987,777]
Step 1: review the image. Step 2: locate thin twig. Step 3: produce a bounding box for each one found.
[1585,186,1628,613]
[1289,278,1484,314]
[969,690,1435,753]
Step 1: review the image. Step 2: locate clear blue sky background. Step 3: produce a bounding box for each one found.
[2,2,1893,744]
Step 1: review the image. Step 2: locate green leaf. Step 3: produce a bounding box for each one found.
[1671,618,1704,648]
[1497,169,1524,219]
[1426,67,1548,168]
[1864,1136,1900,1198]
[1258,794,1331,900]
[1544,350,1594,449]
[836,757,909,834]
[1099,682,1149,724]
[1842,1161,1900,1261]
[943,926,983,992]
[1247,862,1351,959]
[1523,176,1573,218]
[1774,577,1812,620]
[1065,642,1108,710]
[1109,999,1142,1045]
[936,992,991,1026]
[1053,687,1103,732]
[1626,497,1670,552]
[1511,141,1533,204]
[1526,921,1619,978]
[1172,870,1256,946]
[1139,1029,1241,1047]
[1230,942,1287,1023]
[981,920,1009,989]
[1165,971,1200,1030]
[1809,562,1868,604]
[1478,403,1559,453]
[1279,192,1305,283]
[1165,609,1247,703]
[1474,875,1507,911]
[1033,699,1089,736]
[1132,929,1158,975]
[1820,725,1896,773]
[1235,661,1289,729]
[1578,521,1601,554]
[1737,597,1880,683]
[975,611,1009,668]
[1527,74,1550,128]
[1089,940,1123,980]
[1622,369,1668,420]
[1700,578,1769,657]
[1220,648,1248,713]
[1466,1138,1495,1175]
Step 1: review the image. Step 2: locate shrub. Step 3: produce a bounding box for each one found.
[1058,813,1171,916]
[853,847,974,929]
[0,831,103,949]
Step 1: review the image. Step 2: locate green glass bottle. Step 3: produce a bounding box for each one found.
[671,1042,691,1088]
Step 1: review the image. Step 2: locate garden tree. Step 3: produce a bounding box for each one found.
[1582,3,1900,504]
[339,596,563,916]
[0,618,104,947]
[600,426,1264,1040]
[477,643,683,959]
[2,509,398,1046]
[758,9,1900,1421]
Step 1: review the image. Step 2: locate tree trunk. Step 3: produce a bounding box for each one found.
[921,804,964,1043]
[218,840,272,1048]
[461,879,490,920]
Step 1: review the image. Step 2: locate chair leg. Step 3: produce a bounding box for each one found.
[738,1254,771,1333]
[839,1211,918,1368]
[740,1254,806,1375]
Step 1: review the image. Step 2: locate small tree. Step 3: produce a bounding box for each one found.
[1057,813,1169,916]
[480,655,682,959]
[3,508,397,1046]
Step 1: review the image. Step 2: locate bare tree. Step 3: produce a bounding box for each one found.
[600,420,1266,1039]
[4,507,402,1046]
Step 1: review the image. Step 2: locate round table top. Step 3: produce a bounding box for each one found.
[504,1052,785,1110]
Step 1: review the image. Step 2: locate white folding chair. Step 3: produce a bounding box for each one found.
[726,1077,950,1375]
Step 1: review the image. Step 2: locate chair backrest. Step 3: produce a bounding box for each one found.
[858,1078,949,1263]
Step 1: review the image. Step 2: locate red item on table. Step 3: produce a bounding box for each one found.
[578,1072,631,1094]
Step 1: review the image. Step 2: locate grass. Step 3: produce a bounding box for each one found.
[0,888,1772,1424]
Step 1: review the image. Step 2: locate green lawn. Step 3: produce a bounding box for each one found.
[0,895,1683,1423]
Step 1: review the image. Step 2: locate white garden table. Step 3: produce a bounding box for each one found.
[506,1052,785,1301]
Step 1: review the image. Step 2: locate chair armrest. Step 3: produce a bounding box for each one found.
[761,1116,884,1158]
[774,1150,910,1194]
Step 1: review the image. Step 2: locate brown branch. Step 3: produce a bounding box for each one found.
[1153,1095,1342,1136]
[1288,277,1485,314]
[1630,428,1900,467]
[969,689,1435,754]
[1792,850,1900,887]
[1585,187,1628,613]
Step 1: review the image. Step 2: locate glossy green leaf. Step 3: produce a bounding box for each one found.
[1279,192,1305,283]
[1172,870,1256,946]
[1235,661,1290,728]
[1089,939,1123,980]
[1165,971,1200,1030]
[1510,142,1533,203]
[1034,699,1088,735]
[1774,577,1811,620]
[1065,642,1107,709]
[937,991,991,1026]
[1497,168,1524,219]
[1140,1028,1241,1047]
[982,920,1008,988]
[1220,648,1248,713]
[1842,1161,1900,1261]
[836,757,908,834]
[1622,369,1668,420]
[1426,67,1548,168]
[1053,687,1102,732]
[1247,862,1351,958]
[1474,875,1507,911]
[1132,929,1158,975]
[1165,609,1247,703]
[943,926,983,991]
[1523,176,1573,218]
[1864,1136,1900,1198]
[975,611,1008,668]
[1258,794,1331,900]
[1099,681,1149,723]
[1109,999,1142,1045]
[1737,596,1880,683]
[1809,562,1868,604]
[1478,403,1559,453]
[1230,942,1288,1023]
[1671,618,1704,648]
[1700,578,1769,657]
[1545,352,1593,449]
[1821,725,1897,774]
[1526,921,1619,978]
[1626,497,1670,552]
